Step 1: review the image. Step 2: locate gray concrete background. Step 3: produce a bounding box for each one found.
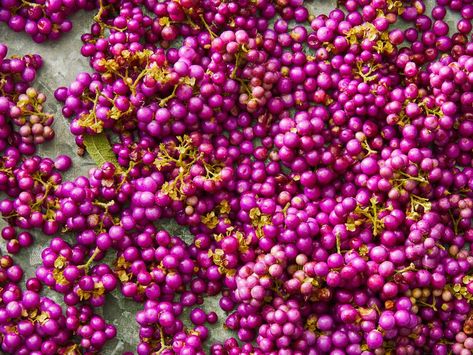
[0,0,459,353]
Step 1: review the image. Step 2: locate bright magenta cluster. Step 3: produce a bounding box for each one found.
[1,0,473,354]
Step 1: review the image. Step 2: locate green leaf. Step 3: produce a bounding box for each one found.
[83,133,120,170]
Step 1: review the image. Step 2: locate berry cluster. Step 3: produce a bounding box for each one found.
[0,44,53,155]
[0,0,96,42]
[0,0,473,353]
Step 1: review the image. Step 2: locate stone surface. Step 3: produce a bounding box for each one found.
[0,0,460,353]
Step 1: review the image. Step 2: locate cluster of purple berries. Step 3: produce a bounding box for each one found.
[0,0,96,42]
[0,0,473,353]
[0,44,54,155]
[0,252,116,354]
